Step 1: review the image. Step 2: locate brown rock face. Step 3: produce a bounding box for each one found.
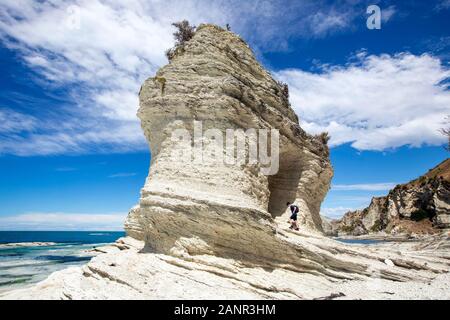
[333,159,450,236]
[125,24,333,260]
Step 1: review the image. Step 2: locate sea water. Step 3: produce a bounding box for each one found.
[0,231,125,294]
[335,238,384,245]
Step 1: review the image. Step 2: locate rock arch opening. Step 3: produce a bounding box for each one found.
[267,153,302,218]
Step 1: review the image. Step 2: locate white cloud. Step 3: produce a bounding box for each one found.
[0,118,146,156]
[0,0,364,156]
[0,108,36,133]
[321,206,358,219]
[1,1,444,155]
[108,172,137,178]
[435,0,450,11]
[307,9,351,36]
[381,5,396,23]
[0,212,126,231]
[276,52,450,150]
[331,182,397,191]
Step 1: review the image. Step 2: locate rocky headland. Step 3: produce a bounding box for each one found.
[328,159,450,237]
[2,24,449,300]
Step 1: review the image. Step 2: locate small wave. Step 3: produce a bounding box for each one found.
[0,261,58,270]
[0,252,25,258]
[88,233,109,236]
[0,242,58,249]
[34,255,92,264]
[0,276,33,287]
[0,273,35,279]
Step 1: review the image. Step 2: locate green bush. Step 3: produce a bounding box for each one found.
[340,225,355,233]
[370,220,382,232]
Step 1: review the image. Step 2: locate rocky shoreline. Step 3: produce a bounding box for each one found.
[2,23,448,300]
[1,219,449,300]
[334,231,450,242]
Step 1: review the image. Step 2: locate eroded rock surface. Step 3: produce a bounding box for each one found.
[331,159,450,236]
[128,24,333,262]
[2,24,449,300]
[3,231,449,300]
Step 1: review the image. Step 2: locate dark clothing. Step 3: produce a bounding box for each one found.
[289,205,299,221]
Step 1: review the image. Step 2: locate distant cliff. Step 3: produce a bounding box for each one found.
[329,159,450,236]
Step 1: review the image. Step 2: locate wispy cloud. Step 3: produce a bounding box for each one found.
[0,212,126,231]
[0,0,369,156]
[435,0,450,11]
[332,182,397,191]
[108,172,136,178]
[55,167,77,172]
[321,206,359,219]
[1,1,444,155]
[0,108,37,133]
[382,5,397,23]
[276,52,450,151]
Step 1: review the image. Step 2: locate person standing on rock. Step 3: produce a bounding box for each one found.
[287,202,300,231]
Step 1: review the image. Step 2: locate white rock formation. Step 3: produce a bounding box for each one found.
[123,205,144,240]
[2,231,449,300]
[129,24,333,261]
[2,24,449,300]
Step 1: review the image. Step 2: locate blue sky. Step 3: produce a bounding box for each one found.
[0,0,449,230]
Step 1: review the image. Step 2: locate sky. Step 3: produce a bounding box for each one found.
[0,0,449,230]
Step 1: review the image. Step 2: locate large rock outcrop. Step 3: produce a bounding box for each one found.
[3,232,449,300]
[3,24,449,301]
[126,24,333,262]
[332,159,450,236]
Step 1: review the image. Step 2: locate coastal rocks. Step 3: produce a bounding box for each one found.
[332,159,450,236]
[433,181,450,227]
[3,24,449,300]
[125,24,333,262]
[321,215,339,236]
[123,205,144,241]
[3,232,450,300]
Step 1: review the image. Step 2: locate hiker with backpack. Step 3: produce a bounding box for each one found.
[286,202,299,231]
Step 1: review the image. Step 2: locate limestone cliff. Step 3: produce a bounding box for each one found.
[125,24,333,261]
[332,159,450,236]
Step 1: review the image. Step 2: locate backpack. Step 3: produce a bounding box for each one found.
[291,205,299,214]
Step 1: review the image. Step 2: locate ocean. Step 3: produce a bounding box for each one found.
[0,231,125,294]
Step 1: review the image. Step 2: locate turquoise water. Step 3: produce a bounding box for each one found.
[335,238,384,245]
[0,231,125,294]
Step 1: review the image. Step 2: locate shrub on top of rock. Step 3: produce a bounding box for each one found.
[165,20,196,61]
[276,80,289,101]
[172,20,196,45]
[316,132,331,145]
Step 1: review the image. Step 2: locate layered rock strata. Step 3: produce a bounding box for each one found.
[127,24,333,264]
[2,24,449,300]
[2,231,449,300]
[330,159,450,236]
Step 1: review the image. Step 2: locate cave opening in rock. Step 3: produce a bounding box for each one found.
[267,153,302,218]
